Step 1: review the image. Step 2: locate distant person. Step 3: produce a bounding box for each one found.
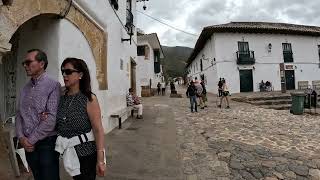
[260,80,265,92]
[157,82,161,95]
[218,79,230,109]
[200,80,208,108]
[161,82,166,95]
[170,81,176,94]
[186,81,197,113]
[126,88,143,119]
[265,81,271,91]
[194,80,204,109]
[218,78,223,97]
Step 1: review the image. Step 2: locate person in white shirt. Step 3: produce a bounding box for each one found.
[161,82,166,95]
[126,88,143,119]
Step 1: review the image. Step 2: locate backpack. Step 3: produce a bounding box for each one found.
[195,84,203,97]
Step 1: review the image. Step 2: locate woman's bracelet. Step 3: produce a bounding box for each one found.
[97,149,106,164]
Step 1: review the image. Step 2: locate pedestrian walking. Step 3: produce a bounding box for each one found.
[186,81,198,113]
[161,82,166,95]
[200,80,208,107]
[194,80,204,109]
[15,49,61,180]
[218,79,230,109]
[55,58,106,179]
[218,78,223,97]
[157,82,161,95]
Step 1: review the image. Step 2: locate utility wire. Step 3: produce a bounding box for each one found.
[137,10,199,37]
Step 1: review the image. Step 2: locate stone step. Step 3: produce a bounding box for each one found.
[250,99,292,105]
[247,96,291,101]
[261,104,292,110]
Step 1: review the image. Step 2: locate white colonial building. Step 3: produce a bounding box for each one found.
[136,33,165,97]
[0,0,147,133]
[186,22,320,94]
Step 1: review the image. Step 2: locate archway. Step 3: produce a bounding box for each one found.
[0,0,107,89]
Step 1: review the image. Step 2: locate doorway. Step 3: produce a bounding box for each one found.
[0,33,19,121]
[285,70,295,90]
[239,69,253,92]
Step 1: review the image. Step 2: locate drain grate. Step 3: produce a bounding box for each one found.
[126,127,139,131]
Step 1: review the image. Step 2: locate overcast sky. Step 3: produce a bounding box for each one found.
[136,0,320,48]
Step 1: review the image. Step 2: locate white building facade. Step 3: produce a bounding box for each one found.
[136,33,164,97]
[0,0,145,133]
[187,22,320,94]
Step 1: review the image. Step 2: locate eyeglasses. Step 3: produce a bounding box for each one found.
[21,60,36,66]
[61,69,80,76]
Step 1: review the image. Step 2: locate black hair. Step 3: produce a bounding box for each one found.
[129,88,133,92]
[27,49,48,70]
[61,57,93,101]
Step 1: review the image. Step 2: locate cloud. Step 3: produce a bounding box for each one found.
[137,0,320,48]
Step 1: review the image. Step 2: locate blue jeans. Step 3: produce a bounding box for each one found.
[26,135,60,180]
[189,95,197,112]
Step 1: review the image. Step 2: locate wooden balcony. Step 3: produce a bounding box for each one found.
[236,51,255,65]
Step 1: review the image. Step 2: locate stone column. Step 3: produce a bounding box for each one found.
[0,43,11,64]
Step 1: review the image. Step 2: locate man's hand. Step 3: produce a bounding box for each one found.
[39,112,49,121]
[19,137,34,152]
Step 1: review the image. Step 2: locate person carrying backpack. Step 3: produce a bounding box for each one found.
[186,81,198,113]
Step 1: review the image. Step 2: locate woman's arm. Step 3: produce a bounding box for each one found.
[87,95,105,176]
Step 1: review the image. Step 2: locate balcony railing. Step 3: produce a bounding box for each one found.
[236,51,255,65]
[283,51,293,62]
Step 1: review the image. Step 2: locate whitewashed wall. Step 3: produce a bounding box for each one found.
[10,1,138,133]
[189,32,320,94]
[136,41,154,84]
[187,37,218,93]
[136,39,164,96]
[72,0,138,133]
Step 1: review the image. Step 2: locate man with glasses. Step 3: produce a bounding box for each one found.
[15,49,61,180]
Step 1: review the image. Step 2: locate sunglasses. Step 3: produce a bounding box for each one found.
[21,60,36,66]
[61,69,80,76]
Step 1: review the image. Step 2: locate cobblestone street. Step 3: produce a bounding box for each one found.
[2,86,320,179]
[173,86,320,180]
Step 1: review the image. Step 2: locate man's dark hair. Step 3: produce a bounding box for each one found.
[129,88,133,92]
[27,49,48,70]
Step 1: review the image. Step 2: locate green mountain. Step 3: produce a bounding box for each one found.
[161,46,193,79]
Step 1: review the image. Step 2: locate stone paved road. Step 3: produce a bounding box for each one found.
[3,86,320,179]
[173,86,320,180]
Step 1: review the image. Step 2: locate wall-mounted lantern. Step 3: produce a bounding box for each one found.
[268,43,272,52]
[136,0,149,10]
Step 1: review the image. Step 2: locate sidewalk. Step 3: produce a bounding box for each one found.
[101,94,183,180]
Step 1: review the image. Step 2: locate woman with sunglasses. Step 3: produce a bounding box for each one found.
[55,58,106,180]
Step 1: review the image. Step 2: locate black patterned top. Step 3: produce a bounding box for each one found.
[56,92,96,156]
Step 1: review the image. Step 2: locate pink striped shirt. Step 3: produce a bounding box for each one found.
[15,73,61,145]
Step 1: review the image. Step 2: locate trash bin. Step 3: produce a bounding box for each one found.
[291,92,305,115]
